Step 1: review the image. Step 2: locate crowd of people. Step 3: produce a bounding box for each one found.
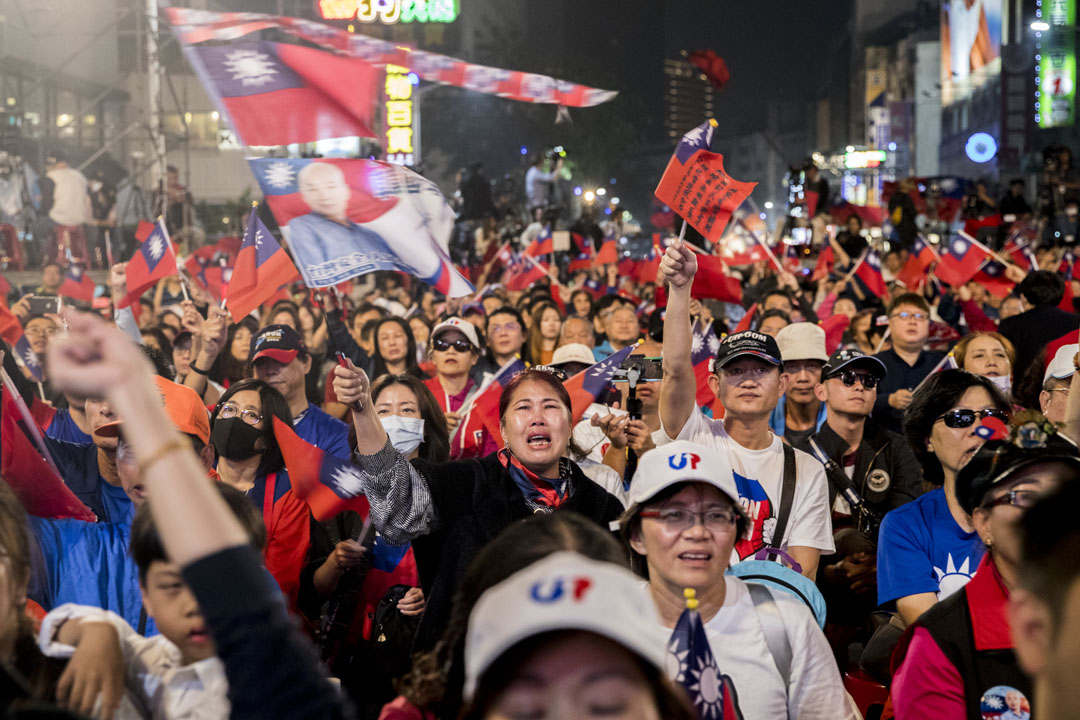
[3,154,1080,720]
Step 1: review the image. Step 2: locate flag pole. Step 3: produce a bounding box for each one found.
[873,327,891,354]
[957,230,1013,268]
[1,368,64,479]
[36,381,45,401]
[104,228,114,267]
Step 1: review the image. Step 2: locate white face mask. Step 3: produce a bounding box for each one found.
[380,415,425,457]
[987,373,1013,395]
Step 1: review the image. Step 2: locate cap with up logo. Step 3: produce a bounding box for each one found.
[713,330,781,369]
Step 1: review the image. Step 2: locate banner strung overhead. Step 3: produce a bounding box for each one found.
[249,157,473,296]
[164,7,618,107]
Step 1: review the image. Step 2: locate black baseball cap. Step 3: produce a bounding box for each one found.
[249,324,306,364]
[714,330,781,369]
[822,348,887,378]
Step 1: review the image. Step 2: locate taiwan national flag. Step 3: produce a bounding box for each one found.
[811,244,834,282]
[184,249,226,302]
[655,119,757,242]
[668,602,745,720]
[455,357,526,455]
[691,319,721,408]
[272,416,371,521]
[1060,248,1079,281]
[2,374,95,522]
[896,235,939,289]
[935,232,993,287]
[119,220,177,308]
[973,260,1016,299]
[14,335,44,382]
[504,254,548,291]
[59,265,96,304]
[563,345,635,423]
[523,226,554,258]
[225,210,300,320]
[187,41,377,147]
[568,251,595,273]
[1004,234,1038,271]
[854,250,888,298]
[250,157,473,296]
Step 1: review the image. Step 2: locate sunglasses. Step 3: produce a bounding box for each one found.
[433,337,473,353]
[935,407,1009,428]
[827,370,880,389]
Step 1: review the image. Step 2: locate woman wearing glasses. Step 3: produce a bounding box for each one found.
[876,370,1011,627]
[891,417,1077,719]
[210,378,310,610]
[614,440,857,719]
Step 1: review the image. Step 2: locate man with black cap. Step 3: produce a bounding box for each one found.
[809,348,924,644]
[659,241,833,579]
[249,324,350,460]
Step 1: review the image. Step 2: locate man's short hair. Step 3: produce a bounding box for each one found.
[763,289,792,306]
[1018,270,1066,308]
[886,292,930,316]
[130,483,266,583]
[360,317,381,343]
[1017,478,1080,623]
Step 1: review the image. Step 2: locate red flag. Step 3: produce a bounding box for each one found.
[655,120,757,242]
[184,248,227,302]
[1061,279,1077,312]
[811,245,834,282]
[853,250,888,298]
[59,265,96,304]
[935,232,993,287]
[272,416,371,521]
[734,303,757,333]
[804,190,820,218]
[188,41,377,146]
[0,274,10,304]
[504,256,548,291]
[720,241,774,266]
[596,239,618,265]
[568,253,595,273]
[963,213,1003,238]
[819,314,850,354]
[686,50,730,89]
[455,358,526,456]
[654,255,742,305]
[0,303,22,346]
[563,346,635,423]
[972,260,1016,299]
[119,220,178,308]
[1,385,95,522]
[523,227,554,258]
[225,211,301,320]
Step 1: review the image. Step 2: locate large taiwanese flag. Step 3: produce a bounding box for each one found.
[118,220,177,308]
[225,209,300,320]
[853,250,888,298]
[564,345,635,423]
[59,265,96,304]
[1,378,95,522]
[691,319,721,408]
[250,157,473,296]
[455,358,526,455]
[186,41,376,147]
[655,119,757,242]
[896,235,940,289]
[935,232,993,287]
[272,417,371,521]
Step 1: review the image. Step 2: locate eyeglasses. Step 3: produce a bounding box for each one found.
[218,402,262,426]
[982,489,1040,510]
[827,370,880,390]
[935,407,1010,428]
[638,508,738,532]
[489,322,521,334]
[891,311,929,322]
[23,326,57,337]
[432,337,473,353]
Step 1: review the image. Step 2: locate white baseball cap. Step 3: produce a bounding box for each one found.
[610,440,745,531]
[1044,343,1079,385]
[550,343,596,367]
[463,551,667,700]
[775,322,828,363]
[431,316,481,350]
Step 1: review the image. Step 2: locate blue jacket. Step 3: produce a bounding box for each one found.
[293,402,351,460]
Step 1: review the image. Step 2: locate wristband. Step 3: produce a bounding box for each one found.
[190,364,210,376]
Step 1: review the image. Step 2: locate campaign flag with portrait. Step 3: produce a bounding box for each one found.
[655,119,757,242]
[249,158,474,297]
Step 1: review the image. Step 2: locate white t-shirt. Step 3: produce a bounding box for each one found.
[576,459,629,507]
[667,408,835,563]
[688,576,857,720]
[574,402,670,464]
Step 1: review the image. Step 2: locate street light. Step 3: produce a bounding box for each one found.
[1031,21,1051,31]
[584,191,596,202]
[764,201,774,209]
[596,187,607,197]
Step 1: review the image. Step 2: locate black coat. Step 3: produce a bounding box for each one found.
[408,452,625,651]
[999,305,1080,373]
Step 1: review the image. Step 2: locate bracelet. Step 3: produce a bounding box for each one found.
[189,364,209,376]
[137,438,191,472]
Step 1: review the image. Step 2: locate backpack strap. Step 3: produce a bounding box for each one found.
[770,443,797,550]
[747,582,794,711]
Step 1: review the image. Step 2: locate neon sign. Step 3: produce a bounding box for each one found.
[1037,0,1077,128]
[385,64,415,165]
[844,150,888,169]
[317,0,459,24]
[965,132,998,163]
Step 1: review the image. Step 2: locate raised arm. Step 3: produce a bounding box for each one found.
[659,240,699,438]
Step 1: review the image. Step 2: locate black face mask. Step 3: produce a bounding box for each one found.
[211,417,263,460]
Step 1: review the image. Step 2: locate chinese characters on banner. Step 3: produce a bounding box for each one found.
[655,153,756,243]
[385,64,416,165]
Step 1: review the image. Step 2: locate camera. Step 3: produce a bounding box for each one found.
[612,356,662,384]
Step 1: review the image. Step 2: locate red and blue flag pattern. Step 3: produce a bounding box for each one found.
[225,209,300,320]
[853,249,888,298]
[119,220,177,308]
[272,416,371,522]
[59,265,95,304]
[564,345,634,423]
[935,232,993,287]
[668,602,745,720]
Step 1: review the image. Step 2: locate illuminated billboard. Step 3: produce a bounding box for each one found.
[941,0,1003,105]
[1037,0,1077,128]
[317,0,458,23]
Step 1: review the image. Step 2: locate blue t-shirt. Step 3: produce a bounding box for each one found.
[293,403,351,460]
[877,486,984,607]
[45,409,93,444]
[44,437,132,524]
[29,517,157,636]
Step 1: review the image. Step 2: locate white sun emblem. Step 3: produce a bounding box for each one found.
[23,348,40,369]
[707,333,721,354]
[264,161,296,189]
[953,239,968,254]
[328,464,364,496]
[983,695,1003,710]
[691,332,704,355]
[934,553,975,599]
[223,49,278,87]
[684,125,706,146]
[687,654,725,719]
[147,235,165,260]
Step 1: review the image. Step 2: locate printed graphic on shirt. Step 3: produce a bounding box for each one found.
[933,553,976,599]
[732,471,774,559]
[980,684,1031,719]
